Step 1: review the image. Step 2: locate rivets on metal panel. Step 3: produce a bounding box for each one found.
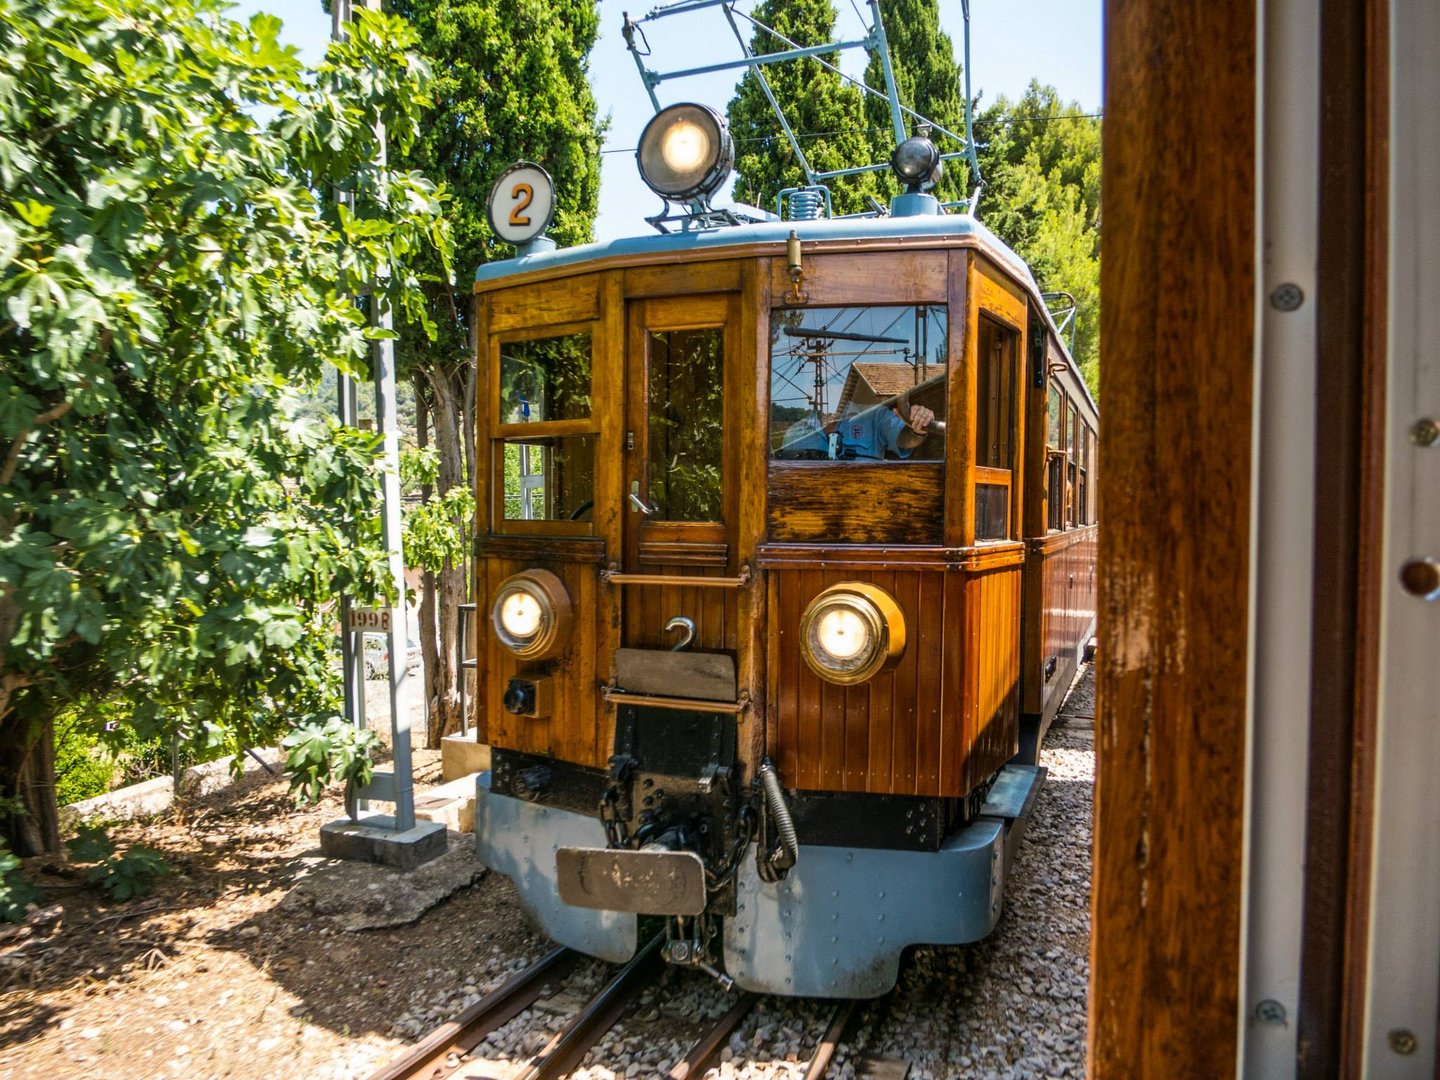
[1399,558,1440,601]
[1388,1029,1418,1056]
[1269,283,1304,311]
[1412,418,1440,447]
[1253,1000,1286,1026]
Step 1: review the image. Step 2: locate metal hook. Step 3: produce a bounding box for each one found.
[664,616,695,652]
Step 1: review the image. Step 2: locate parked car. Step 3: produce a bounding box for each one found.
[363,635,421,680]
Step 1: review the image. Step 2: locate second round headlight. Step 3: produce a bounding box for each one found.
[490,569,573,661]
[799,582,907,685]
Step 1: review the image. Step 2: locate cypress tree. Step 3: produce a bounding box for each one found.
[863,0,970,205]
[726,0,883,216]
[386,0,605,743]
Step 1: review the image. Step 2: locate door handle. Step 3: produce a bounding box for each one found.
[628,480,656,516]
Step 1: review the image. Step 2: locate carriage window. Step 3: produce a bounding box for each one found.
[499,331,591,424]
[1079,426,1091,525]
[974,316,1017,540]
[1047,380,1066,531]
[1047,379,1063,448]
[648,326,723,521]
[1087,430,1098,522]
[976,317,1017,469]
[1068,405,1081,526]
[501,435,596,522]
[769,304,947,462]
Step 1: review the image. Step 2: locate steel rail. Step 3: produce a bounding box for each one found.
[667,992,760,1079]
[509,934,666,1080]
[803,1000,858,1080]
[367,946,577,1080]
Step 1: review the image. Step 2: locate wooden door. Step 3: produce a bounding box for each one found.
[619,294,744,657]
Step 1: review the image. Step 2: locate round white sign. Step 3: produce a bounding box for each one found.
[487,162,556,246]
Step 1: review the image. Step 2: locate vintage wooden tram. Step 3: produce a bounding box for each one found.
[468,22,1096,996]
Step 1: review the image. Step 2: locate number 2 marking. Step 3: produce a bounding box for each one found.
[509,183,534,226]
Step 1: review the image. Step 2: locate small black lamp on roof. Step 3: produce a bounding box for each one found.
[890,134,943,193]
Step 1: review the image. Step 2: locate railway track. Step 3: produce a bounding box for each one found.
[369,940,885,1080]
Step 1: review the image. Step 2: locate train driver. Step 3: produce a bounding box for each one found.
[831,400,936,460]
[778,400,935,460]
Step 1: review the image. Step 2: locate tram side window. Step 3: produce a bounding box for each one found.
[1088,430,1098,523]
[975,316,1017,541]
[499,331,591,424]
[501,435,597,522]
[769,304,947,463]
[649,327,724,522]
[1067,404,1081,527]
[1079,425,1091,525]
[1047,380,1066,532]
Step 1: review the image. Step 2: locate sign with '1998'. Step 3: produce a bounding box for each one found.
[487,161,555,246]
[347,607,392,634]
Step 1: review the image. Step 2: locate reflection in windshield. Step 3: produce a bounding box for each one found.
[769,305,947,462]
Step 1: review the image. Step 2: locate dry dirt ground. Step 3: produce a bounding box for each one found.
[0,672,1095,1080]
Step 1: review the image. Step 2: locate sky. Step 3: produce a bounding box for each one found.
[228,1,1102,242]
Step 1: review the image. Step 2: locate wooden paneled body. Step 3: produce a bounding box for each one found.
[472,232,1094,811]
[759,548,1020,798]
[620,564,738,653]
[475,538,608,768]
[1021,526,1099,723]
[767,462,944,545]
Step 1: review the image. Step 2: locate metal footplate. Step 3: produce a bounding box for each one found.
[724,762,1049,998]
[557,847,707,915]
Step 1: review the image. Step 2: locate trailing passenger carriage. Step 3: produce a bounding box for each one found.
[470,103,1098,998]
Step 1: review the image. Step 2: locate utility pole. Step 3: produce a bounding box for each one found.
[322,0,443,868]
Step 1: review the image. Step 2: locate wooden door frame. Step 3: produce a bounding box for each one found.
[1091,0,1258,1074]
[1093,0,1390,1074]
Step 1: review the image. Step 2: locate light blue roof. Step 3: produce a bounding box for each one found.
[473,211,1035,289]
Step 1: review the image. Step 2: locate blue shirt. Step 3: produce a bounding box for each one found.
[835,407,913,460]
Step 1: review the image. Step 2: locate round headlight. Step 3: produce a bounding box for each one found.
[491,570,573,661]
[890,135,942,191]
[799,583,907,685]
[636,103,734,203]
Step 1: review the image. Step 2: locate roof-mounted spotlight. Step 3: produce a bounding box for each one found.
[890,134,943,193]
[636,103,734,206]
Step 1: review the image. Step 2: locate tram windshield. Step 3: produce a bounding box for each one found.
[769,305,947,462]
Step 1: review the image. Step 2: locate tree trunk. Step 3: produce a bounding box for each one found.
[0,709,61,857]
[413,376,442,742]
[424,365,467,748]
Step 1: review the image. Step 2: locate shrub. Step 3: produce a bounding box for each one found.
[66,826,170,902]
[0,840,42,923]
[283,717,380,805]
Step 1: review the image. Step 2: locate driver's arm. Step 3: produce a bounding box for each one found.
[895,404,935,449]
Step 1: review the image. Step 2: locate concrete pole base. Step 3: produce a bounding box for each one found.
[319,815,447,870]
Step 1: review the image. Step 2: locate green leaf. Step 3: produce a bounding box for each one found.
[10,198,54,228]
[67,825,117,864]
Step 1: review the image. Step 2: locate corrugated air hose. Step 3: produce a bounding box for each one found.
[758,758,798,881]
